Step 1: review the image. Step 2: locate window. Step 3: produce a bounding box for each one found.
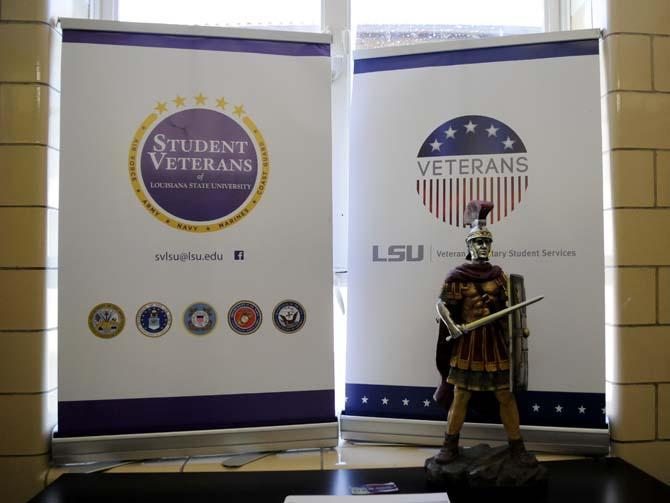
[353,0,546,50]
[116,0,321,32]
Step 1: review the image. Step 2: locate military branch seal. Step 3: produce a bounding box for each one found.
[228,300,262,335]
[273,300,306,333]
[184,302,217,336]
[88,303,125,339]
[136,302,172,338]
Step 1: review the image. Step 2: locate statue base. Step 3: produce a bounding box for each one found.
[424,443,548,488]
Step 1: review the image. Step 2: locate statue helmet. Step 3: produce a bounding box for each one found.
[464,200,494,260]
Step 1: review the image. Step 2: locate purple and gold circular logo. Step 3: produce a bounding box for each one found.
[129,94,270,232]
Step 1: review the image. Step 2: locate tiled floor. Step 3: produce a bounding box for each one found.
[45,442,585,484]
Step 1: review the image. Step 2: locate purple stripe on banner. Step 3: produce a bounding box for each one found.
[63,29,330,57]
[344,383,606,429]
[354,39,598,74]
[57,389,335,437]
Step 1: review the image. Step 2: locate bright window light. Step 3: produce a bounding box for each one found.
[353,0,545,49]
[117,0,321,31]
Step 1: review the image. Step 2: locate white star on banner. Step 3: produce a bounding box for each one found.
[464,121,477,134]
[382,397,389,405]
[344,396,348,403]
[361,396,368,404]
[444,126,457,139]
[532,404,540,412]
[602,407,606,414]
[430,139,442,152]
[486,124,499,137]
[402,398,410,406]
[578,406,586,414]
[555,405,563,413]
[423,400,431,407]
[502,136,515,149]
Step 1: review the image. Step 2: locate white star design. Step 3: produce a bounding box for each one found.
[502,136,515,150]
[382,397,389,405]
[602,407,606,414]
[486,124,499,137]
[555,405,563,413]
[532,404,540,412]
[444,126,457,139]
[464,120,477,134]
[402,398,410,406]
[344,396,348,403]
[361,396,368,404]
[423,399,431,407]
[578,406,586,414]
[430,139,442,152]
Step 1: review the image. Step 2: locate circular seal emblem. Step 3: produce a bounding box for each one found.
[415,115,528,226]
[129,93,270,232]
[88,303,125,339]
[183,302,217,336]
[136,302,172,338]
[273,300,306,334]
[228,300,262,335]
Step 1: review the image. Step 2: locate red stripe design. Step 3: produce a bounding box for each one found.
[462,178,466,227]
[456,180,460,227]
[449,179,453,225]
[504,177,508,217]
[497,178,500,222]
[416,174,529,226]
[442,179,446,222]
[490,178,494,224]
[429,179,433,214]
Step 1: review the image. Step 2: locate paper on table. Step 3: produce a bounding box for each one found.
[285,494,449,502]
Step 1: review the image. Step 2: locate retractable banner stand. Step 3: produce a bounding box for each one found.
[343,30,608,454]
[55,19,335,462]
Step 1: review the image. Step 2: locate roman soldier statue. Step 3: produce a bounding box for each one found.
[433,200,538,466]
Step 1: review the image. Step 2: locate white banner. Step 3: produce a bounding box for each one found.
[345,32,606,431]
[58,21,334,437]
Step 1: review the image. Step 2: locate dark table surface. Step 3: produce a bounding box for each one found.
[31,457,670,503]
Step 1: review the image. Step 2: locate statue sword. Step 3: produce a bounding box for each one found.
[438,295,544,342]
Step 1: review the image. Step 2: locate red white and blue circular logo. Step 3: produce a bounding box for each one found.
[416,115,529,226]
[183,302,217,336]
[136,302,172,338]
[228,300,262,335]
[129,93,270,232]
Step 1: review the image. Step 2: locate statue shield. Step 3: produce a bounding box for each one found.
[508,273,529,392]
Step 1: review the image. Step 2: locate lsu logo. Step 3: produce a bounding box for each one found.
[129,93,270,233]
[372,244,424,262]
[416,115,529,226]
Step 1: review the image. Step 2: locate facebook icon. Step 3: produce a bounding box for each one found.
[234,250,245,261]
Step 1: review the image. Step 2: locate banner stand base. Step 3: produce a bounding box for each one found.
[52,421,339,464]
[340,415,609,456]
